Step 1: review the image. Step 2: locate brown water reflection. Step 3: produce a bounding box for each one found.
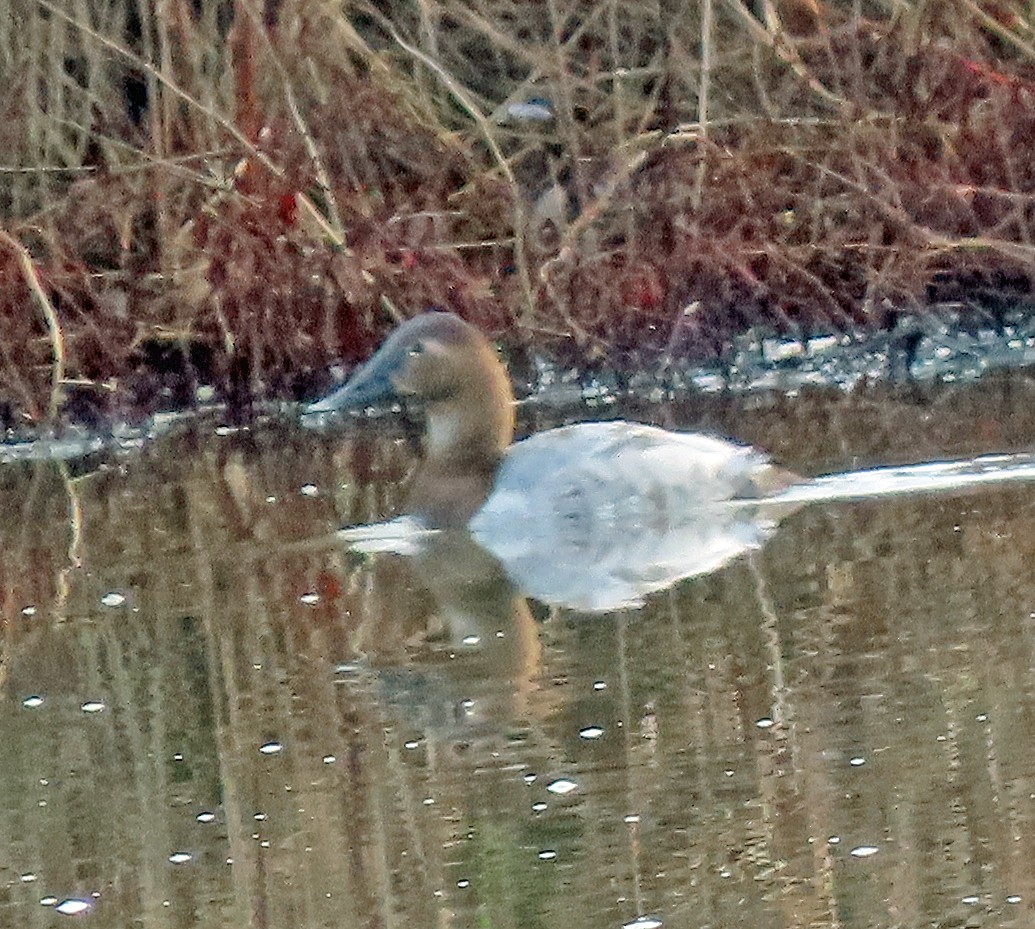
[3,374,1035,928]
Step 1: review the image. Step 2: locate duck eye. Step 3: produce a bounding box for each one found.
[408,341,425,358]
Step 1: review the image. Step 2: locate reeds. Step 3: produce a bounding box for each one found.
[3,1,1035,424]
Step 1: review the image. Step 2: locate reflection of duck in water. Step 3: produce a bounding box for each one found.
[348,529,546,738]
[305,311,1035,611]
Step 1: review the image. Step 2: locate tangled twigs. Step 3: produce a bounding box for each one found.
[35,0,346,251]
[383,23,536,324]
[0,228,65,423]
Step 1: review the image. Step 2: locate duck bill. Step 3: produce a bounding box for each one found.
[303,342,404,414]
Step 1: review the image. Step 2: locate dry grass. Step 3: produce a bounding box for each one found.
[2,0,1035,425]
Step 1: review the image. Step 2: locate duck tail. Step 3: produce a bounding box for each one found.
[737,463,801,499]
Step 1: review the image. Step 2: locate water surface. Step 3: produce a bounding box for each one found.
[2,373,1035,928]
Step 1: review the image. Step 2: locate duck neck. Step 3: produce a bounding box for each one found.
[407,339,516,528]
[424,380,514,470]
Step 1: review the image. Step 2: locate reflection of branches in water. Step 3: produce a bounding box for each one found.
[175,431,454,928]
[57,460,83,587]
[0,458,86,691]
[615,612,651,920]
[747,550,845,923]
[7,414,1035,924]
[749,554,787,732]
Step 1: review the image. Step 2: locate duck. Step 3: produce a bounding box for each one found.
[303,311,800,531]
[303,311,1035,611]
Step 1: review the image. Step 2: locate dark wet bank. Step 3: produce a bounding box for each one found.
[9,302,1035,462]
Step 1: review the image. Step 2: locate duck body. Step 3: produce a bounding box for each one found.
[471,420,776,539]
[466,420,792,609]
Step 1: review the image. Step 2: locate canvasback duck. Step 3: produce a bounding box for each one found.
[303,312,799,531]
[303,312,1035,611]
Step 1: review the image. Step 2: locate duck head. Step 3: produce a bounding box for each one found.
[305,312,516,525]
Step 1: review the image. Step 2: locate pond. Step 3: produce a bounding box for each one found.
[2,371,1035,928]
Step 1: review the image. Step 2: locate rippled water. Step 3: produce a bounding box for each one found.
[2,373,1035,927]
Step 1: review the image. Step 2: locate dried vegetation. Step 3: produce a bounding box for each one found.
[2,0,1035,426]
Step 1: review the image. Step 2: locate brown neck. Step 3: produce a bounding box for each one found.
[423,342,515,467]
[408,343,515,527]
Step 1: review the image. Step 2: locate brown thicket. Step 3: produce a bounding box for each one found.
[2,0,1035,425]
